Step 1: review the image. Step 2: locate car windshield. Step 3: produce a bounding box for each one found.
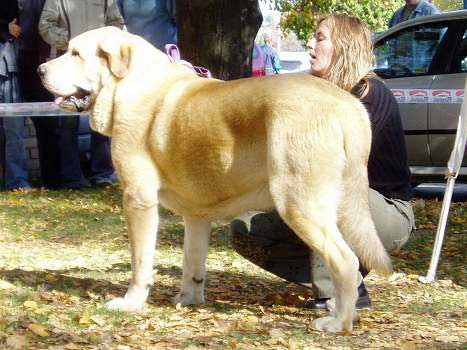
[374,23,448,78]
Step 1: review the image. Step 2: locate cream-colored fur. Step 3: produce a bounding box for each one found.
[39,26,392,334]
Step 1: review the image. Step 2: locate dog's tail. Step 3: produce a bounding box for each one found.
[339,176,393,276]
[344,215,393,277]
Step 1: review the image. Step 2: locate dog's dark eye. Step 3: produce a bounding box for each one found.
[71,50,80,57]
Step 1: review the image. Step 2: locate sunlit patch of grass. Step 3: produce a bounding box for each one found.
[9,287,37,306]
[393,228,466,286]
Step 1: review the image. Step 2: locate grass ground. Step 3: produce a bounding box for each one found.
[0,186,465,349]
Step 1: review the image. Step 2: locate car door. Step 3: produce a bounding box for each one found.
[429,19,467,170]
[374,20,452,173]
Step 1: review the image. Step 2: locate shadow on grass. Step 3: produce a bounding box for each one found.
[0,263,301,311]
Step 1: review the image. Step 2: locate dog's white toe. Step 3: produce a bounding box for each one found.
[105,297,145,312]
[313,315,353,333]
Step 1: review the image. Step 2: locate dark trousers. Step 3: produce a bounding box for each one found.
[32,115,83,189]
[90,130,114,181]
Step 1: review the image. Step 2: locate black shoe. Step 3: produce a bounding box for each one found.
[303,281,372,310]
[303,297,329,310]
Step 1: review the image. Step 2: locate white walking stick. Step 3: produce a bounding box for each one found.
[419,79,467,284]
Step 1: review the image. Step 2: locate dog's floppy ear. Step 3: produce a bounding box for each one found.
[99,35,131,79]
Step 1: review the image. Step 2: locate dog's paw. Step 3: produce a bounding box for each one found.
[105,297,145,312]
[172,291,205,305]
[312,316,353,334]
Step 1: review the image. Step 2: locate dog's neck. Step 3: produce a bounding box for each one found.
[90,78,116,136]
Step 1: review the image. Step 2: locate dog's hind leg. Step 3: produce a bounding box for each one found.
[268,122,359,332]
[173,217,211,305]
[275,189,359,333]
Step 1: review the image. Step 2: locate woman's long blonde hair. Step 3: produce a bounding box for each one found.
[317,14,375,95]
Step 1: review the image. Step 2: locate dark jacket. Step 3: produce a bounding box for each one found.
[18,0,52,101]
[352,77,412,201]
[0,0,19,43]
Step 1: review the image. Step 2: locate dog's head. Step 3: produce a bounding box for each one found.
[39,26,133,114]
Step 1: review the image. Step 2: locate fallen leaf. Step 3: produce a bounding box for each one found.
[147,322,157,331]
[195,336,212,345]
[435,335,460,343]
[388,273,404,282]
[23,300,38,309]
[28,323,49,337]
[6,335,27,349]
[117,345,131,350]
[79,314,91,325]
[400,341,418,350]
[269,328,286,339]
[90,314,106,326]
[0,279,15,290]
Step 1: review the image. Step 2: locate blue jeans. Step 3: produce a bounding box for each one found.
[90,130,114,182]
[3,117,31,190]
[0,66,31,190]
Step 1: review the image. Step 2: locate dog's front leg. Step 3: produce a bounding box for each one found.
[173,217,211,305]
[106,187,159,312]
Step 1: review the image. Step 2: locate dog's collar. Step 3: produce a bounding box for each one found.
[165,44,212,79]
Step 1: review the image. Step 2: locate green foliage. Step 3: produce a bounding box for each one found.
[433,0,463,11]
[270,0,405,42]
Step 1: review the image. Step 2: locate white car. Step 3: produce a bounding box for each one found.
[278,51,310,74]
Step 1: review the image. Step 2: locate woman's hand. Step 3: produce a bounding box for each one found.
[8,19,21,38]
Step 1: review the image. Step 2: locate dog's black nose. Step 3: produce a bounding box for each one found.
[37,64,46,77]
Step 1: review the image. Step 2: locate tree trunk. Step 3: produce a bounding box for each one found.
[176,0,263,80]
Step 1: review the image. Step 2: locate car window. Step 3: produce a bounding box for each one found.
[374,22,449,79]
[450,25,467,73]
[281,60,302,72]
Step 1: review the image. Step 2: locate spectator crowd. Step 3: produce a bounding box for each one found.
[0,0,176,190]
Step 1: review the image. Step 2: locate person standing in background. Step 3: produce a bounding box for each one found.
[17,0,65,190]
[389,0,440,28]
[0,0,32,191]
[261,32,281,75]
[39,0,124,188]
[117,0,177,50]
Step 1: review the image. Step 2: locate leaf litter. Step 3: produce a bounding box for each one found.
[0,187,465,349]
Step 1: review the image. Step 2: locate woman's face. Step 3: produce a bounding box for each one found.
[307,20,334,78]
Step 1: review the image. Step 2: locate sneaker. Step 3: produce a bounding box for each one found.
[7,185,33,192]
[303,281,372,310]
[90,178,113,188]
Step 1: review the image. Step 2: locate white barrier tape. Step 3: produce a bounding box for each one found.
[391,89,464,104]
[0,102,88,117]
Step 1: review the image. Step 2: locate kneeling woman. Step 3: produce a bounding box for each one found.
[230,13,415,309]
